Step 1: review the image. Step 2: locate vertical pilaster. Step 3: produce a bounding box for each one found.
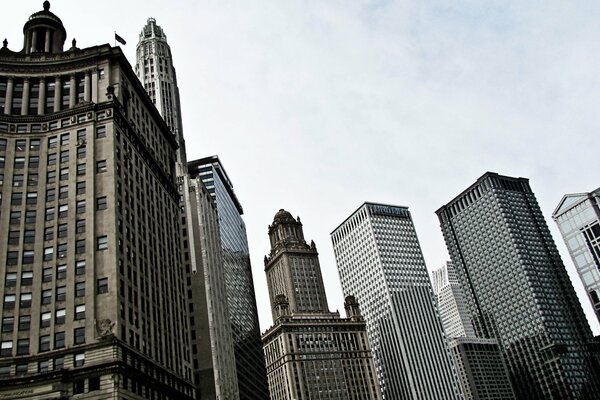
[38,78,46,115]
[84,71,91,102]
[53,76,61,112]
[69,75,76,108]
[31,29,38,52]
[21,78,30,115]
[44,29,51,52]
[4,77,13,115]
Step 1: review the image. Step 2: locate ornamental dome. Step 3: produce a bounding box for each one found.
[22,1,67,54]
[272,209,295,225]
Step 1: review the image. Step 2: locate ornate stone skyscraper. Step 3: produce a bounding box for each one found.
[437,172,600,399]
[0,2,194,398]
[331,203,463,400]
[262,209,382,400]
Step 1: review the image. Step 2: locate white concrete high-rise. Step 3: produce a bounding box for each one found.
[432,261,476,339]
[331,202,462,400]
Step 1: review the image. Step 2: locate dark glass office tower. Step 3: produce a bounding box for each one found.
[188,156,269,400]
[437,172,600,399]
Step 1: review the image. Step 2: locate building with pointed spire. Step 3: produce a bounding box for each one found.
[0,2,194,398]
[262,209,381,400]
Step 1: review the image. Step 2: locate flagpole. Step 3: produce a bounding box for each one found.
[114,31,116,47]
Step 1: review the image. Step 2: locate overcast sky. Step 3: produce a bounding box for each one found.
[5,1,600,335]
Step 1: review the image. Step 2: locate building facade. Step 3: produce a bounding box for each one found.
[331,202,462,400]
[553,188,600,324]
[0,2,194,398]
[189,156,269,400]
[432,261,476,339]
[436,172,600,399]
[262,209,381,400]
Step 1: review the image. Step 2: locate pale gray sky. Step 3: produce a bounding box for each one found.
[5,0,600,335]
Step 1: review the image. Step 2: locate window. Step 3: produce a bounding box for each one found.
[56,264,67,280]
[1,317,14,333]
[40,312,51,328]
[30,139,40,151]
[97,196,107,210]
[4,295,15,309]
[25,210,36,224]
[60,133,70,146]
[10,211,20,224]
[18,315,31,331]
[0,138,6,151]
[60,150,69,163]
[20,293,32,308]
[75,304,86,320]
[24,230,35,243]
[16,339,29,355]
[13,174,24,187]
[21,271,33,285]
[59,185,68,199]
[76,239,85,254]
[46,188,56,202]
[47,153,57,166]
[74,380,85,394]
[76,260,86,275]
[41,290,52,305]
[77,163,86,175]
[54,332,65,349]
[74,327,85,345]
[1,341,13,357]
[56,286,66,302]
[57,243,67,259]
[29,156,39,169]
[6,251,18,266]
[59,167,68,181]
[46,170,56,183]
[11,191,22,204]
[96,160,107,173]
[76,181,85,195]
[55,309,66,325]
[77,129,86,141]
[14,157,25,168]
[0,156,4,168]
[75,282,85,297]
[38,360,50,372]
[8,230,19,244]
[44,227,54,241]
[58,204,68,218]
[45,207,55,221]
[97,278,108,294]
[15,364,28,375]
[76,200,86,214]
[76,219,86,234]
[74,353,85,367]
[96,125,106,138]
[97,236,108,250]
[22,250,34,264]
[58,223,67,238]
[5,272,17,287]
[0,173,3,185]
[89,376,101,391]
[26,192,37,204]
[42,267,52,282]
[15,139,26,151]
[43,246,54,261]
[48,137,58,149]
[54,356,64,370]
[77,147,86,159]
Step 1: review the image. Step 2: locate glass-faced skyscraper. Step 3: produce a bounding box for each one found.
[553,188,600,324]
[188,156,269,400]
[331,202,462,400]
[436,172,600,399]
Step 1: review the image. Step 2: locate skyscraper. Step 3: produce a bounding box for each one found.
[553,188,600,324]
[331,202,462,400]
[263,209,382,400]
[432,261,476,339]
[189,156,269,400]
[135,21,243,398]
[436,172,600,399]
[0,2,194,398]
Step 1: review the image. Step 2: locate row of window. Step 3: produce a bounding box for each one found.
[3,278,108,305]
[0,127,106,152]
[5,236,107,265]
[1,338,85,363]
[2,305,86,332]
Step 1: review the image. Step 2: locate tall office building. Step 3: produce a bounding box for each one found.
[0,2,194,398]
[331,202,462,400]
[553,188,600,324]
[436,172,600,399]
[263,209,382,400]
[432,261,476,339]
[433,263,515,400]
[189,156,269,400]
[135,21,242,399]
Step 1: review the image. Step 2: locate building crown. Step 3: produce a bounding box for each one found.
[22,1,67,54]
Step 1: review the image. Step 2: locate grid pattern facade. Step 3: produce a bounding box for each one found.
[449,337,516,400]
[432,261,476,339]
[437,172,600,399]
[553,189,600,324]
[0,3,194,398]
[331,203,461,400]
[263,209,382,400]
[189,156,269,400]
